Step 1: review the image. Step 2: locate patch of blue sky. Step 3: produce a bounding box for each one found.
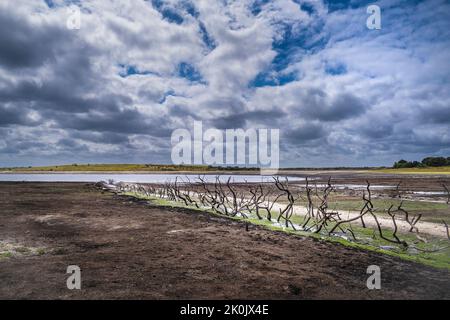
[182,0,199,18]
[251,20,328,87]
[250,0,271,16]
[292,0,316,14]
[44,0,55,8]
[250,71,298,87]
[150,0,184,24]
[323,0,373,13]
[159,89,177,104]
[177,62,205,83]
[45,0,83,8]
[274,18,328,62]
[199,22,217,51]
[119,65,158,78]
[325,62,347,75]
[150,0,199,24]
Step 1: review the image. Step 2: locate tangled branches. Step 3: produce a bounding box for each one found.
[109,175,450,252]
[273,177,297,229]
[328,181,375,236]
[443,183,450,205]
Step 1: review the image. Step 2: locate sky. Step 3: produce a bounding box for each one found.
[0,0,449,168]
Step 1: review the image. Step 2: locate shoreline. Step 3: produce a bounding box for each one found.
[0,170,264,175]
[0,182,448,299]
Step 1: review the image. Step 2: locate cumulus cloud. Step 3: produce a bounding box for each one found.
[0,0,449,167]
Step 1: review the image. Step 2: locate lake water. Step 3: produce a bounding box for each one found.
[0,173,304,184]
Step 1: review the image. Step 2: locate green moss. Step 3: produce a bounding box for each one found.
[0,252,13,259]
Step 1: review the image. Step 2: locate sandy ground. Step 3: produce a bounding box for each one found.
[286,172,450,192]
[0,182,449,299]
[268,202,449,238]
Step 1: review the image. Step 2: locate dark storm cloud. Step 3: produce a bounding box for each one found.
[56,138,89,150]
[421,104,450,124]
[0,80,97,113]
[0,2,124,135]
[0,17,111,116]
[0,140,48,154]
[0,9,65,69]
[166,98,284,129]
[168,104,197,119]
[359,124,394,139]
[0,3,154,140]
[0,104,36,126]
[298,90,367,122]
[355,116,394,139]
[284,122,326,143]
[58,108,173,137]
[71,131,130,145]
[210,109,285,129]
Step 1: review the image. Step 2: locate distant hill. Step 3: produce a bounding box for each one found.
[0,164,261,172]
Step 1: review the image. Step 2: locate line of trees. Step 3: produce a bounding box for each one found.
[393,156,450,168]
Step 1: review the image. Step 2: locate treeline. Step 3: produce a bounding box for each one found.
[393,156,450,168]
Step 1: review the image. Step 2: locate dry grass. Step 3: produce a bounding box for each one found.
[373,166,450,175]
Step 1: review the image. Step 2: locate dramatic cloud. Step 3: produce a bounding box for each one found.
[0,0,449,167]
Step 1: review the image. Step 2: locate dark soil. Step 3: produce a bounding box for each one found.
[0,182,449,299]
